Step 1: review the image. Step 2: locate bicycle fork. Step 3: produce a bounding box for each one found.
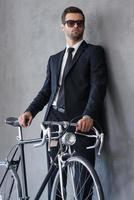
[58,155,65,200]
[58,154,78,200]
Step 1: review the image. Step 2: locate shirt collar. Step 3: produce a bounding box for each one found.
[66,40,84,53]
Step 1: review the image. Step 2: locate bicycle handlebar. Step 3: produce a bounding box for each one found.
[42,121,76,128]
[5,117,104,155]
[40,121,104,155]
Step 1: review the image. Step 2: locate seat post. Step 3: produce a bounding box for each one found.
[18,126,29,199]
[18,126,23,141]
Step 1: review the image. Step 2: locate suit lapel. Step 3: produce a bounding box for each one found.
[63,41,88,79]
[55,49,65,84]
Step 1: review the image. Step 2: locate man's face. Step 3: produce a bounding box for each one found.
[62,13,85,42]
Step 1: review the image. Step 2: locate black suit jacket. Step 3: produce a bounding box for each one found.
[26,41,107,122]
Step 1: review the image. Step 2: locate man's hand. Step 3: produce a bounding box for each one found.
[18,111,33,127]
[76,116,93,133]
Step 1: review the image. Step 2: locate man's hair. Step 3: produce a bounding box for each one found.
[61,6,85,24]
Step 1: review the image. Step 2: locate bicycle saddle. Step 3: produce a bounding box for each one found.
[5,117,20,127]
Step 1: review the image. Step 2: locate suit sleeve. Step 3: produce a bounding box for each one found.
[83,46,107,120]
[25,57,52,118]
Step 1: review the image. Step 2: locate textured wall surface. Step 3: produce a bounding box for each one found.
[0,0,134,199]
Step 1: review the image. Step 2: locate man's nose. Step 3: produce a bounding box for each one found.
[74,23,78,28]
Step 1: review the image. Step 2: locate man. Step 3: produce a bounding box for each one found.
[19,6,107,199]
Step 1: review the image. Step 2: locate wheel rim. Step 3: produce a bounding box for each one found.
[51,156,103,200]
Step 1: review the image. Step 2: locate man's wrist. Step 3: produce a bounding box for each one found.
[82,115,93,120]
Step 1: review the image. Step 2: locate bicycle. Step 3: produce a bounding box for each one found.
[0,117,104,200]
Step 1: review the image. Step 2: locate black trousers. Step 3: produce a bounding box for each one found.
[46,107,95,200]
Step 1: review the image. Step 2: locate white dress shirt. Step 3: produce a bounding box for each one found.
[52,40,83,106]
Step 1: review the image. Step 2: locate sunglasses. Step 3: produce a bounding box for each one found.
[64,20,84,28]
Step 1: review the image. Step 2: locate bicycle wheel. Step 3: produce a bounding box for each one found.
[51,156,104,200]
[0,161,22,200]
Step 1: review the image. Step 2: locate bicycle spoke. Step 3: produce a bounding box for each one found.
[0,163,22,200]
[51,156,104,200]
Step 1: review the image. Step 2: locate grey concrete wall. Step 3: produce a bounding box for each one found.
[0,0,134,199]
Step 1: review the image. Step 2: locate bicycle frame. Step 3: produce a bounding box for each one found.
[2,118,104,200]
[17,124,75,199]
[5,125,67,200]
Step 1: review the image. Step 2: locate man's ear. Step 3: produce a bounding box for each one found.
[61,24,65,32]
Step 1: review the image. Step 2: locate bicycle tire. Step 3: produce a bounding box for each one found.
[0,161,22,200]
[50,156,104,200]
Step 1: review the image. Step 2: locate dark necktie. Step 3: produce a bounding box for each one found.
[57,47,74,109]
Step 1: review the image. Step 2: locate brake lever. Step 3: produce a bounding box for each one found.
[34,124,49,148]
[98,133,104,155]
